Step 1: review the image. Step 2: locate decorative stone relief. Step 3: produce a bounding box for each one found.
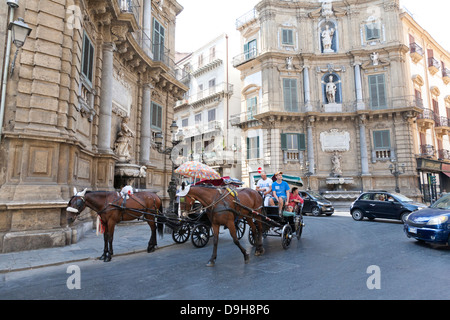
[320,129,350,152]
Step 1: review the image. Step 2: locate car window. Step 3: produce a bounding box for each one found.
[374,193,386,201]
[431,196,450,209]
[359,193,372,200]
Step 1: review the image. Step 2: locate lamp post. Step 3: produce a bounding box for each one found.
[8,17,32,75]
[154,120,184,216]
[389,161,406,193]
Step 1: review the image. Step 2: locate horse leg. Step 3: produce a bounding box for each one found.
[103,221,116,262]
[146,219,157,253]
[99,231,108,261]
[247,218,264,256]
[206,223,220,267]
[226,220,250,264]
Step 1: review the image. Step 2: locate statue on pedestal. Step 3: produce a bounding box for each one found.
[326,75,337,104]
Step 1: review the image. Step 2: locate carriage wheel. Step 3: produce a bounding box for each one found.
[235,219,246,240]
[281,224,292,249]
[248,228,256,246]
[191,224,210,248]
[172,222,190,244]
[295,216,303,240]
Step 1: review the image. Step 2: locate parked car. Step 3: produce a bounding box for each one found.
[350,191,426,222]
[404,194,450,246]
[299,191,334,216]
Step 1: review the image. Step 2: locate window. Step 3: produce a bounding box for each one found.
[247,136,260,159]
[209,46,215,62]
[152,18,165,61]
[208,78,216,95]
[194,113,202,125]
[365,22,381,41]
[81,32,95,85]
[244,39,257,60]
[373,130,390,149]
[246,97,257,120]
[281,133,306,151]
[198,54,204,68]
[283,78,298,112]
[208,108,216,122]
[368,74,387,109]
[151,102,163,130]
[282,29,294,45]
[182,118,188,128]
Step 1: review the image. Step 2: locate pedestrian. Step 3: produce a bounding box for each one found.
[269,171,290,215]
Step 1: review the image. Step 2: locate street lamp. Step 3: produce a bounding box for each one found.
[8,17,32,75]
[389,161,406,193]
[154,120,184,216]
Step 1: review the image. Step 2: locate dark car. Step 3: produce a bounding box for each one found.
[350,191,426,222]
[299,191,334,216]
[404,194,450,246]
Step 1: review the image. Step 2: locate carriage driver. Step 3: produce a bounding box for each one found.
[256,170,273,206]
[269,171,290,215]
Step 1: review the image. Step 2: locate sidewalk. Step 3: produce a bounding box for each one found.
[0,222,176,273]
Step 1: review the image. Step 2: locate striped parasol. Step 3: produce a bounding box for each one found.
[174,161,221,180]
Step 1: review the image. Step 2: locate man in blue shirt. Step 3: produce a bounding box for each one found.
[269,171,290,215]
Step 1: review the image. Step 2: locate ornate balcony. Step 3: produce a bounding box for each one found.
[435,115,450,137]
[443,67,450,85]
[428,57,440,75]
[417,108,435,130]
[410,42,424,63]
[419,144,436,158]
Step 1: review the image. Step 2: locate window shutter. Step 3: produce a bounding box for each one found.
[373,130,390,149]
[246,137,250,159]
[298,134,306,150]
[280,133,287,150]
[256,136,260,158]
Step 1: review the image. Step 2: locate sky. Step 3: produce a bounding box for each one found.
[175,0,450,54]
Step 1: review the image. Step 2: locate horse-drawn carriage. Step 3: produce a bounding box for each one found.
[65,161,305,266]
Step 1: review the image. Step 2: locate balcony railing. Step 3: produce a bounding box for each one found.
[118,0,140,25]
[420,144,435,158]
[186,82,233,104]
[410,42,424,56]
[428,57,440,74]
[417,108,435,121]
[236,8,258,29]
[438,149,450,161]
[436,115,449,128]
[232,48,258,67]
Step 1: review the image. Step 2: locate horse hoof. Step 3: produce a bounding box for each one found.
[147,246,156,253]
[255,248,265,256]
[206,261,215,267]
[244,254,250,264]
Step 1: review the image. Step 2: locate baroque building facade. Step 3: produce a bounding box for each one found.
[232,0,431,202]
[0,0,187,252]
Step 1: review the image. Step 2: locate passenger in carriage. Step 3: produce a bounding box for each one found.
[287,187,304,213]
[269,171,290,215]
[256,170,273,206]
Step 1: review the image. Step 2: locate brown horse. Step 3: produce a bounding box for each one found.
[66,188,163,262]
[178,184,265,267]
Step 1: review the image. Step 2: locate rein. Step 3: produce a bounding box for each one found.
[182,187,239,215]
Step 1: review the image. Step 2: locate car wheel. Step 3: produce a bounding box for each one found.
[400,212,410,224]
[351,209,364,221]
[311,206,321,216]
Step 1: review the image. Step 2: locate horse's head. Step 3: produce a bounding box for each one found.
[177,183,196,217]
[66,188,87,224]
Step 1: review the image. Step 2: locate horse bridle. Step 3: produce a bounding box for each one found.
[181,187,235,215]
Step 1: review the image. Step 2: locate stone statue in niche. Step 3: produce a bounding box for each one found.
[321,24,335,53]
[114,116,135,163]
[325,75,337,104]
[331,151,342,177]
[370,52,379,65]
[286,56,293,70]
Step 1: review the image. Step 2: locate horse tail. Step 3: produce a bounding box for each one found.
[157,201,164,238]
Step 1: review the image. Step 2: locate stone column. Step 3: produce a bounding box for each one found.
[140,83,153,164]
[98,42,115,153]
[359,115,370,175]
[354,63,365,110]
[142,0,152,56]
[307,116,315,174]
[303,66,312,111]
